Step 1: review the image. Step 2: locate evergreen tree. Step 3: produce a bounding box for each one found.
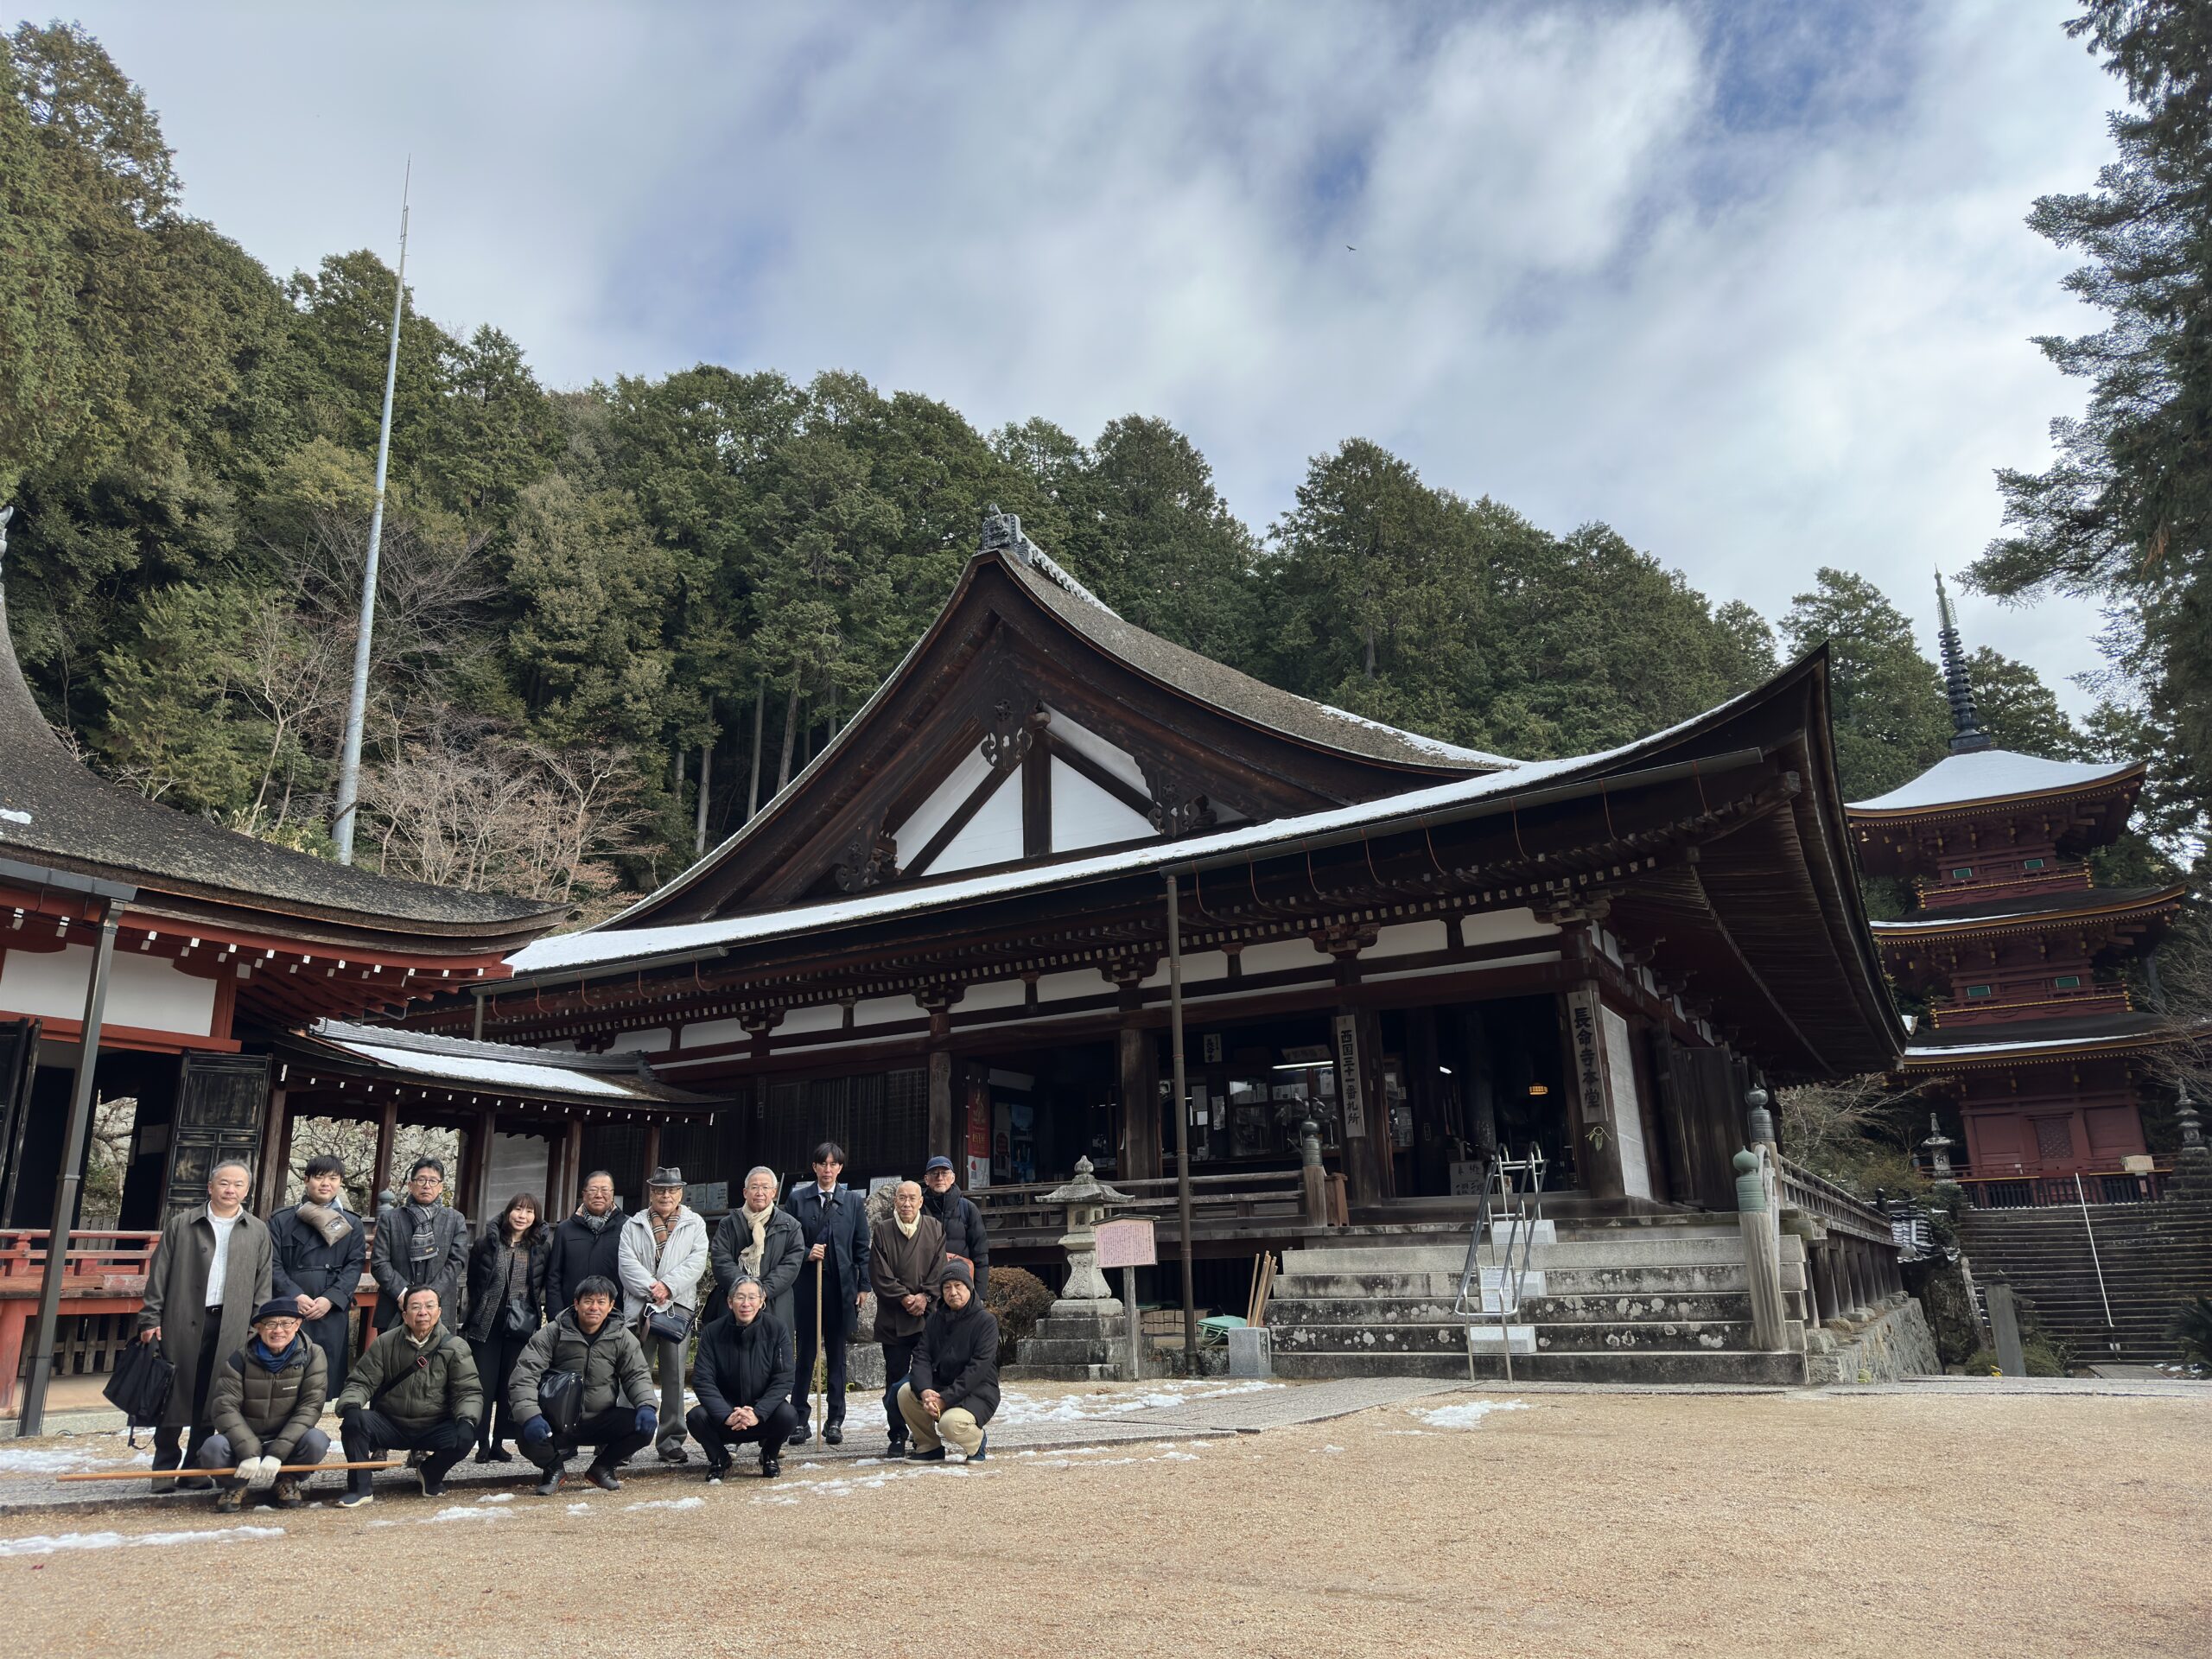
[1780,569,1950,801]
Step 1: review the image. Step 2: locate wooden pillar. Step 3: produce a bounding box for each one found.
[1117,1018,1160,1182]
[469,1107,497,1222]
[927,1050,955,1161]
[639,1124,662,1205]
[372,1097,399,1206]
[562,1119,584,1217]
[1405,1007,1446,1198]
[256,1086,290,1215]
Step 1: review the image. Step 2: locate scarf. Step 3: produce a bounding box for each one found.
[248,1335,301,1373]
[648,1207,674,1257]
[404,1203,439,1271]
[894,1211,920,1239]
[577,1208,614,1234]
[296,1199,353,1245]
[739,1204,771,1274]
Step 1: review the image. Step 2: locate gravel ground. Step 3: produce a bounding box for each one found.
[0,1384,2202,1658]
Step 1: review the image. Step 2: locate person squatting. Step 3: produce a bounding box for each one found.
[135,1142,997,1509]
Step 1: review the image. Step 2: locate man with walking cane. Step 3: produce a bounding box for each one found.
[784,1141,869,1446]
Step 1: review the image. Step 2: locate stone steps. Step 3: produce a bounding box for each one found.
[1273,1317,1758,1356]
[1271,1347,1810,1386]
[1957,1196,2212,1363]
[1268,1291,1755,1325]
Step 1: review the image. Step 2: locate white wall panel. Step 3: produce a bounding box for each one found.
[921,775,1023,874]
[0,944,219,1037]
[891,745,995,862]
[1051,757,1158,853]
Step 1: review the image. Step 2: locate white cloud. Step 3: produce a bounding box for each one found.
[65,0,2116,709]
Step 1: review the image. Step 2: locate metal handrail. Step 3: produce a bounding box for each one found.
[1452,1143,1547,1382]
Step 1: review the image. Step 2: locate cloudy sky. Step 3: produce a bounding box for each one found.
[69,1,2119,708]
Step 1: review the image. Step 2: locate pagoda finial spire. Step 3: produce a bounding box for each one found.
[1935,569,1991,753]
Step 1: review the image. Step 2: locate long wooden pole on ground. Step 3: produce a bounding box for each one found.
[1165,873,1196,1362]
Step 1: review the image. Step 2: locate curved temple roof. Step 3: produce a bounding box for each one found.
[1847,749,2142,817]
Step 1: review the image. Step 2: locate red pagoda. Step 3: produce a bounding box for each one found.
[1847,577,2186,1196]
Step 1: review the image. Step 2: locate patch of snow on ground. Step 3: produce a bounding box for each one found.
[474,1492,514,1504]
[0,1445,149,1474]
[1321,1445,1344,1453]
[565,1503,592,1516]
[624,1497,703,1511]
[420,1505,506,1523]
[1412,1401,1529,1429]
[0,1524,283,1557]
[993,1379,1280,1427]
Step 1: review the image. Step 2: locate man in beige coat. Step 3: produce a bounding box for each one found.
[137,1159,275,1486]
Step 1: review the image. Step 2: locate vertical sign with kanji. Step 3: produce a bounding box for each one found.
[1333,1013,1367,1137]
[1566,987,1611,1140]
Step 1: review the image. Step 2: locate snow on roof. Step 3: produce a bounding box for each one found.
[505,740,1698,977]
[309,1020,677,1100]
[1314,702,1516,768]
[1904,1033,2135,1059]
[1847,749,2139,815]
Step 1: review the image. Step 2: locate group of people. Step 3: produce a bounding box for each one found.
[134,1139,999,1509]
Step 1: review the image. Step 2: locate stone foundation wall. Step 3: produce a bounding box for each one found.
[1805,1294,1940,1385]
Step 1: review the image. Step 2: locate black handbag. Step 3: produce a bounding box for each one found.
[646,1304,694,1344]
[103,1338,175,1445]
[537,1367,584,1438]
[501,1298,537,1338]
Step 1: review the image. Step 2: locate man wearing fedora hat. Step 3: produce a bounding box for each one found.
[620,1166,708,1465]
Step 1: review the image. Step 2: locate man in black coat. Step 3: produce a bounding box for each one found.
[921,1155,990,1294]
[372,1157,469,1334]
[783,1141,870,1446]
[268,1154,365,1387]
[685,1275,798,1481]
[897,1259,999,1463]
[544,1170,624,1315]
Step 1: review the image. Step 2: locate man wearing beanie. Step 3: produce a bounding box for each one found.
[897,1258,999,1464]
[200,1298,332,1511]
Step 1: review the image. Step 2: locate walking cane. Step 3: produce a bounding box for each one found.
[813,1246,825,1443]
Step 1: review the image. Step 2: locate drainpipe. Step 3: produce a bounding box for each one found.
[16,877,131,1437]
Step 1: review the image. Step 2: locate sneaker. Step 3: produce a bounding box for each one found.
[906,1445,945,1462]
[823,1423,843,1446]
[585,1463,621,1493]
[416,1466,448,1499]
[338,1487,373,1509]
[213,1486,245,1514]
[658,1442,688,1465]
[535,1470,563,1497]
[271,1477,303,1509]
[970,1433,988,1464]
[760,1454,781,1479]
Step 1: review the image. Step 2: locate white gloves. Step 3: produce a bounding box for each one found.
[238,1455,281,1490]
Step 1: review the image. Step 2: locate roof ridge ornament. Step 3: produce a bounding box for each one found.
[978,504,1121,618]
[1934,569,1991,754]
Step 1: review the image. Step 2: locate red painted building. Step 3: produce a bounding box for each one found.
[1847,580,2184,1195]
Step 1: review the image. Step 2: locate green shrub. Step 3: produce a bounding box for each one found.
[986,1266,1055,1360]
[2171,1296,2212,1367]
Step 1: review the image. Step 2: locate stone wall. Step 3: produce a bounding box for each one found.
[1805,1294,1941,1385]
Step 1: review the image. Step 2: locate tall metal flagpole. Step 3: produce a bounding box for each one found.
[332,162,411,864]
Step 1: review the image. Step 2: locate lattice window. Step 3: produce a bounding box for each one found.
[2034,1117,2074,1161]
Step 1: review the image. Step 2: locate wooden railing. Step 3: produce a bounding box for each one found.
[972,1170,1313,1248]
[1940,1161,2171,1211]
[0,1229,160,1288]
[1776,1155,1896,1247]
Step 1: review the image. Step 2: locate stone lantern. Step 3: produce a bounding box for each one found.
[1920,1113,1956,1181]
[1041,1155,1129,1313]
[1018,1156,1138,1380]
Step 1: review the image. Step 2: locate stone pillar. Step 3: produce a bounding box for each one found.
[1300,1120,1330,1226]
[1808,1240,1837,1325]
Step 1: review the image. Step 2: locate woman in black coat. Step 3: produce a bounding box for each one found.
[463,1192,549,1462]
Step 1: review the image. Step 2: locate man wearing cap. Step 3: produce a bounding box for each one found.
[921,1154,990,1297]
[333,1284,481,1507]
[784,1141,870,1446]
[199,1299,332,1511]
[509,1274,657,1496]
[619,1166,708,1465]
[685,1275,797,1481]
[898,1260,1000,1464]
[372,1157,470,1335]
[710,1166,804,1332]
[269,1154,365,1387]
[868,1179,944,1457]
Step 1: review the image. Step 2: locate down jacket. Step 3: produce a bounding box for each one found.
[462,1230,549,1342]
[910,1296,1001,1426]
[335,1325,482,1435]
[207,1335,328,1463]
[507,1306,655,1427]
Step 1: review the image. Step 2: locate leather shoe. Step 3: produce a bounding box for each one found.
[760,1454,781,1478]
[823,1423,843,1446]
[585,1463,621,1492]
